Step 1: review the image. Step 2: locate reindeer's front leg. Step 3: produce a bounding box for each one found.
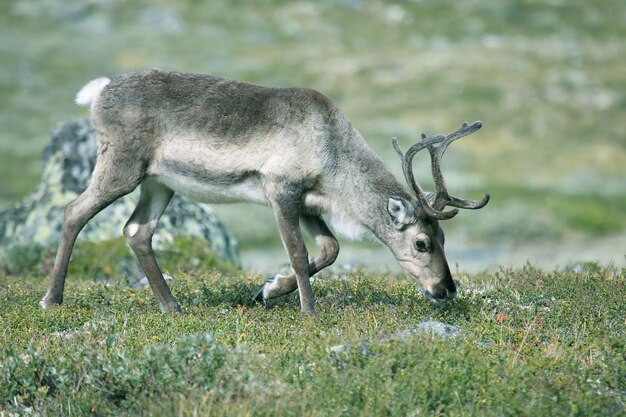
[255,215,339,303]
[268,191,317,316]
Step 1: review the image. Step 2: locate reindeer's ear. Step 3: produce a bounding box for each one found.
[387,197,417,229]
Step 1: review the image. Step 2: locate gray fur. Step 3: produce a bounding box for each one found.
[41,69,487,315]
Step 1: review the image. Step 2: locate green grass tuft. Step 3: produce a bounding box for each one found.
[1,264,624,416]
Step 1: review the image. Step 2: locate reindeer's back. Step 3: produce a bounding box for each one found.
[93,70,334,146]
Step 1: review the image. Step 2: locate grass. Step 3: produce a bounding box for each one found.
[1,260,624,416]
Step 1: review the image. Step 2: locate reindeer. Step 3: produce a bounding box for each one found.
[40,69,489,316]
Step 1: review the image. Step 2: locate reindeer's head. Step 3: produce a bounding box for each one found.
[388,121,490,302]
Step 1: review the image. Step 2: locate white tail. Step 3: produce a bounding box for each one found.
[75,77,111,106]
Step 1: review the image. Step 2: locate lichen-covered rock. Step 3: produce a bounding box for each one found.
[0,119,239,267]
[391,321,464,340]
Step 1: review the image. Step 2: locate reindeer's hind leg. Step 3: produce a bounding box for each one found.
[254,215,339,304]
[123,178,179,313]
[40,149,144,309]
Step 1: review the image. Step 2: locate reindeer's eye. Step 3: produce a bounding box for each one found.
[414,239,429,253]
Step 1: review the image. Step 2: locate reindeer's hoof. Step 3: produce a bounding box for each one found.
[159,299,182,314]
[39,295,62,310]
[252,285,269,308]
[253,276,277,308]
[301,306,318,318]
[253,285,264,302]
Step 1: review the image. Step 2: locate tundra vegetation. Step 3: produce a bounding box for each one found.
[0,255,624,416]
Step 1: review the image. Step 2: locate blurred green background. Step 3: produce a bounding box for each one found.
[0,0,624,272]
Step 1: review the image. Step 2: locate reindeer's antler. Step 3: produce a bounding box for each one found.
[392,121,490,220]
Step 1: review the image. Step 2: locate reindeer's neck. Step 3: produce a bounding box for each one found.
[323,128,411,242]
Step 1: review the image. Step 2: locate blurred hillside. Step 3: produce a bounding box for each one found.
[0,0,624,271]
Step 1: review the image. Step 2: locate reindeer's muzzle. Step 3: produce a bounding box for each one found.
[423,279,457,303]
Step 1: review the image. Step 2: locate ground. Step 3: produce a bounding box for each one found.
[1,261,624,416]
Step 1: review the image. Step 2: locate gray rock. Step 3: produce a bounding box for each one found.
[395,321,465,340]
[328,321,465,368]
[0,119,239,268]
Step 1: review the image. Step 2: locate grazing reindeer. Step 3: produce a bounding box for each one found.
[40,69,489,316]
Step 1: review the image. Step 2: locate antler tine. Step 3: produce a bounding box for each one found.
[428,121,490,211]
[392,134,458,220]
[431,120,483,161]
[392,120,490,220]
